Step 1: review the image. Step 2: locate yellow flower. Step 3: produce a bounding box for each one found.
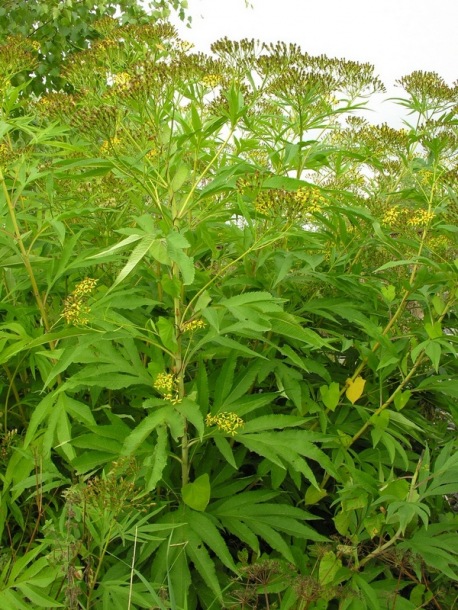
[381,207,401,226]
[182,319,206,333]
[153,373,181,404]
[407,209,434,227]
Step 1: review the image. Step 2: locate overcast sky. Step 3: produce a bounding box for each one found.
[171,0,457,124]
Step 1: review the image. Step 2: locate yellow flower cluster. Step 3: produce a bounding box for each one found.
[407,209,435,227]
[146,148,159,160]
[295,187,327,213]
[382,205,436,230]
[254,191,277,215]
[418,169,434,186]
[381,207,401,226]
[153,373,181,404]
[205,412,244,436]
[73,277,98,297]
[62,278,97,326]
[182,319,206,333]
[113,72,132,91]
[202,74,221,88]
[100,137,121,154]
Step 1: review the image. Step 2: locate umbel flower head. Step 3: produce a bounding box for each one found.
[206,412,244,436]
[61,278,97,326]
[153,372,181,404]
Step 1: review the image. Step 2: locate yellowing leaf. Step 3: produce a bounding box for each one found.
[305,485,327,505]
[345,376,366,404]
[319,551,342,586]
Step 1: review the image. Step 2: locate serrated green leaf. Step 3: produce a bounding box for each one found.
[145,424,168,491]
[188,511,237,572]
[185,529,222,600]
[88,234,143,259]
[174,399,204,440]
[424,321,442,339]
[166,231,195,285]
[305,486,327,505]
[170,164,190,192]
[242,414,305,433]
[156,316,178,353]
[121,407,169,455]
[213,434,237,468]
[249,520,295,563]
[393,390,411,411]
[111,235,157,289]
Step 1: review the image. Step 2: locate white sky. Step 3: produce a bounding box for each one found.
[171,0,458,125]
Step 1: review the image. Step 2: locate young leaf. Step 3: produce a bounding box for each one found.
[182,473,211,512]
[320,382,340,411]
[121,407,169,455]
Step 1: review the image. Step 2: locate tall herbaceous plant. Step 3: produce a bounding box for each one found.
[0,20,457,610]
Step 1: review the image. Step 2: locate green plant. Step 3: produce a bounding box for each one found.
[0,20,457,609]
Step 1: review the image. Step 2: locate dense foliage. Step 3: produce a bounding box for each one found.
[0,17,457,610]
[0,0,190,94]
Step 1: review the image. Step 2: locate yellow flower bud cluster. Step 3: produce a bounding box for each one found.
[62,278,97,326]
[182,319,206,333]
[248,149,270,167]
[427,235,448,251]
[177,41,195,53]
[205,412,244,436]
[0,428,18,461]
[253,186,327,221]
[0,142,13,164]
[417,169,434,186]
[153,373,181,404]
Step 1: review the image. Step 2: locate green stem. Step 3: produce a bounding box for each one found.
[339,172,439,397]
[358,526,404,569]
[349,290,455,446]
[176,125,236,219]
[86,521,114,609]
[1,170,51,332]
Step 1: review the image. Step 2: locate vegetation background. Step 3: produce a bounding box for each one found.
[0,1,457,608]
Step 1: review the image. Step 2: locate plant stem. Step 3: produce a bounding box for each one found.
[1,170,51,332]
[358,526,403,568]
